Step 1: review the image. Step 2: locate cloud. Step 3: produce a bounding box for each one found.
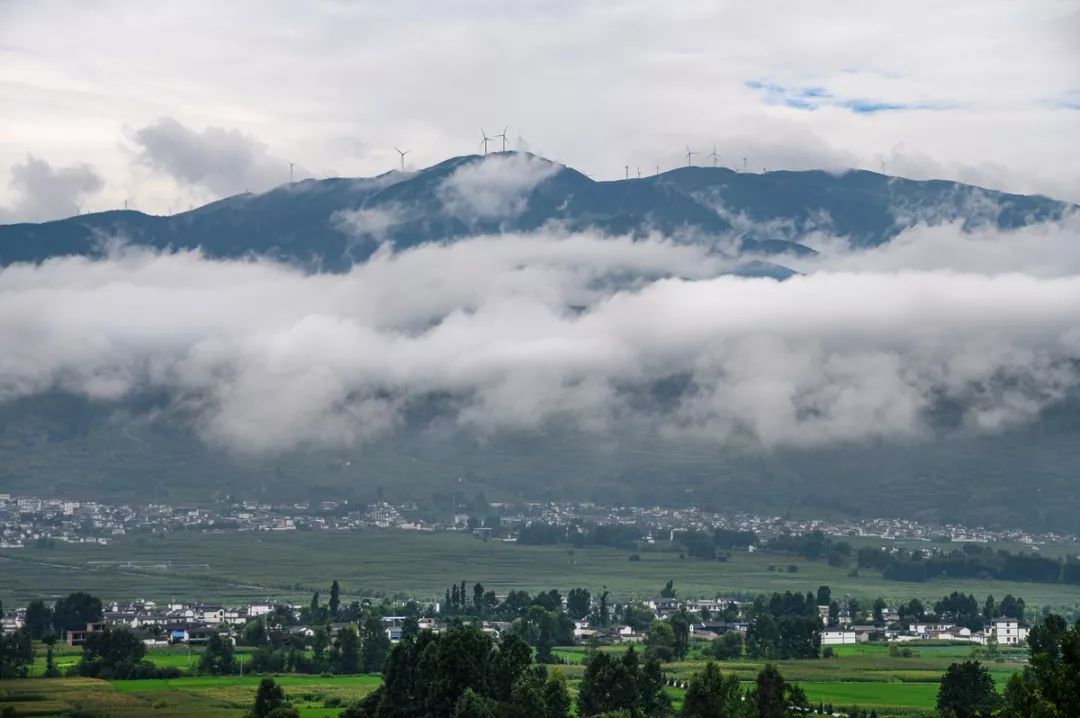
[438,154,561,221]
[2,221,1080,454]
[0,155,103,223]
[131,117,290,196]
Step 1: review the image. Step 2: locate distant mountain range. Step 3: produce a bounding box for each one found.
[1,153,1071,273]
[2,154,1079,533]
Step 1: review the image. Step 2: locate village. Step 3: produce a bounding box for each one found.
[1,492,1074,551]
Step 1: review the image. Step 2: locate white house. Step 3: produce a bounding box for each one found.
[985,617,1028,646]
[822,629,858,645]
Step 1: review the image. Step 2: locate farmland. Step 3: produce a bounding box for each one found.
[4,529,1080,612]
[0,640,1027,717]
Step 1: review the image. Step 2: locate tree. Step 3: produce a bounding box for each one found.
[453,688,495,718]
[329,580,341,616]
[708,632,743,660]
[199,634,237,675]
[334,625,361,674]
[682,661,742,717]
[52,591,103,635]
[598,589,610,627]
[358,615,391,673]
[567,588,591,620]
[24,600,54,640]
[43,632,60,677]
[1000,615,1080,716]
[660,580,676,599]
[753,664,788,718]
[645,620,676,661]
[816,586,831,607]
[670,611,691,660]
[936,661,999,718]
[872,598,887,625]
[77,626,148,679]
[250,676,296,718]
[542,669,572,718]
[244,617,269,647]
[0,628,33,679]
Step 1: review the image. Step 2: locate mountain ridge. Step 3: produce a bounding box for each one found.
[1,152,1071,272]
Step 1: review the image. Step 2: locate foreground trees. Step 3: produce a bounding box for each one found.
[935,661,998,718]
[342,624,571,718]
[999,614,1080,716]
[577,647,669,717]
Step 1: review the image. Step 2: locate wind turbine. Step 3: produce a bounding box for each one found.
[480,129,491,155]
[685,145,697,167]
[625,164,630,180]
[637,166,641,178]
[880,159,887,174]
[708,143,721,167]
[495,126,509,152]
[394,147,410,171]
[742,156,748,173]
[289,162,294,183]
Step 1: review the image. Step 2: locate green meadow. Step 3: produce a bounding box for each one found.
[4,529,1080,612]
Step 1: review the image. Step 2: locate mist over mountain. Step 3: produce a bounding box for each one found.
[2,152,1079,532]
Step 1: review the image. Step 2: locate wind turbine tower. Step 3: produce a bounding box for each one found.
[625,164,630,180]
[395,147,410,171]
[495,126,509,152]
[289,162,294,183]
[742,156,748,173]
[685,145,697,167]
[708,143,721,167]
[480,129,491,155]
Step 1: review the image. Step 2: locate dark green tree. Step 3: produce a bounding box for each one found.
[682,661,742,718]
[52,591,103,635]
[24,600,54,639]
[358,615,391,673]
[936,661,999,718]
[453,687,495,718]
[753,664,788,718]
[708,632,743,660]
[567,588,591,620]
[670,611,691,660]
[645,620,676,661]
[199,633,238,675]
[250,676,295,718]
[0,628,33,679]
[77,626,147,679]
[243,617,269,647]
[334,625,361,674]
[42,632,60,678]
[660,580,676,599]
[329,580,341,616]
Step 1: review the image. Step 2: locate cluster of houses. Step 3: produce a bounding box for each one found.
[3,491,1076,551]
[1,593,1030,653]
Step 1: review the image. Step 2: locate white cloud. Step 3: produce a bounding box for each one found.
[2,1,1077,219]
[0,155,104,222]
[438,154,560,221]
[131,117,290,196]
[2,222,1080,454]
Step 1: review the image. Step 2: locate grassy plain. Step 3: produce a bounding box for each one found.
[2,641,1026,718]
[3,529,1080,612]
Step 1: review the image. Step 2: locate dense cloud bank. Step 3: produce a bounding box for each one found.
[3,217,1080,454]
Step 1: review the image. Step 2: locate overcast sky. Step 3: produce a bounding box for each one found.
[1,0,1078,221]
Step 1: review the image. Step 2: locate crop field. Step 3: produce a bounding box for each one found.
[4,529,1080,611]
[2,640,1024,718]
[0,674,381,717]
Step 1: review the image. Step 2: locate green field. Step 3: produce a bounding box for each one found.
[2,640,1026,718]
[3,529,1080,612]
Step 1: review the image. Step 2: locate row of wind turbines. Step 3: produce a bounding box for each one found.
[387,131,891,178]
[392,127,513,172]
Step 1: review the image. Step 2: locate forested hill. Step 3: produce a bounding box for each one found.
[0,153,1070,271]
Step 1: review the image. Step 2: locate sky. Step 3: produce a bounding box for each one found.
[1,0,1079,222]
